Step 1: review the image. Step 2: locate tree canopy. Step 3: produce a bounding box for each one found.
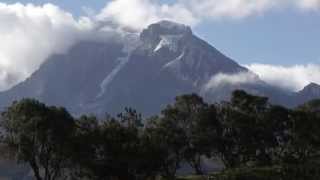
[0,91,319,180]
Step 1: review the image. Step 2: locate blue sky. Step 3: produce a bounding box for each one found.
[194,10,320,65]
[2,0,320,65]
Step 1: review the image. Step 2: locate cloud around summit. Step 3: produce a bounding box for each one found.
[0,0,319,91]
[0,3,96,91]
[98,0,320,30]
[246,63,320,92]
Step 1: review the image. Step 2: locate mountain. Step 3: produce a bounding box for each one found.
[0,20,319,180]
[295,83,320,104]
[0,20,318,116]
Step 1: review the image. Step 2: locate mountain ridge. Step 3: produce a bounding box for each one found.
[0,20,318,116]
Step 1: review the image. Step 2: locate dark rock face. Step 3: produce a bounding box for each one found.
[0,20,318,116]
[0,41,124,114]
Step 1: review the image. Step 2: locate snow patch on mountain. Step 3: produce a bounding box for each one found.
[163,52,184,70]
[97,57,129,98]
[97,33,140,98]
[154,35,183,52]
[162,52,189,79]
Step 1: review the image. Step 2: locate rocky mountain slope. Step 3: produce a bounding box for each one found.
[0,20,318,116]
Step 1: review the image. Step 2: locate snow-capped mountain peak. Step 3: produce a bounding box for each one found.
[139,20,192,51]
[141,20,192,38]
[153,35,183,52]
[0,20,318,116]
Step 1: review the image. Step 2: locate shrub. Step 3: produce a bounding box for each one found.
[211,165,320,180]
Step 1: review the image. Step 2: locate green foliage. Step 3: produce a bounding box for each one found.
[297,99,320,113]
[210,164,320,180]
[159,94,221,175]
[144,116,187,179]
[0,99,75,180]
[70,109,161,180]
[216,91,280,168]
[0,91,320,180]
[211,167,283,180]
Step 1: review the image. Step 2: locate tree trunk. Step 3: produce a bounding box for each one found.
[194,164,204,175]
[29,161,42,180]
[189,156,204,175]
[164,168,177,180]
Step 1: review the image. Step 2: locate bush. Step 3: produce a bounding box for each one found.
[211,167,282,180]
[210,164,320,180]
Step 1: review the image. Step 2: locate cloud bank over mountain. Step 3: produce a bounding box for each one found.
[98,0,320,30]
[0,0,319,91]
[203,72,260,91]
[246,63,320,92]
[0,3,96,91]
[202,63,320,93]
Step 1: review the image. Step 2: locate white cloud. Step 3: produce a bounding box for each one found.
[96,0,198,31]
[0,3,97,91]
[246,63,320,92]
[298,0,320,10]
[97,0,320,31]
[203,71,260,91]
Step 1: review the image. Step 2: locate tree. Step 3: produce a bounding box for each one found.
[159,94,220,175]
[216,90,283,167]
[262,105,291,164]
[144,116,187,179]
[0,99,75,180]
[285,108,320,163]
[71,109,153,180]
[298,99,320,113]
[183,104,221,174]
[69,115,101,179]
[216,102,248,168]
[117,107,143,128]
